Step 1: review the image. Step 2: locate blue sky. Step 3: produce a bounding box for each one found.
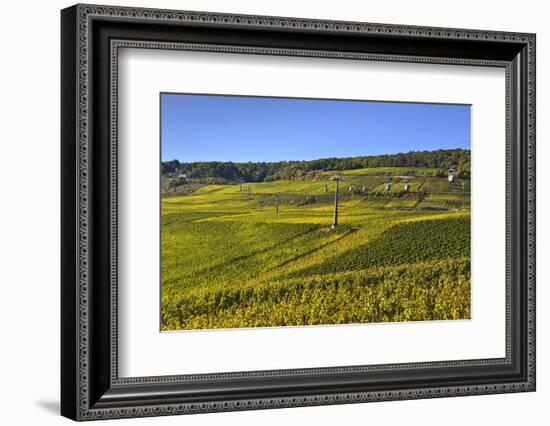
[161,93,470,163]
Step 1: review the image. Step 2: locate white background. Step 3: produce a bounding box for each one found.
[0,0,547,425]
[119,49,506,377]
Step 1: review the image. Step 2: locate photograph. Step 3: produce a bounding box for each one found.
[160,93,472,331]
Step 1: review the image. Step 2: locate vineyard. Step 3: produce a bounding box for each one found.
[162,258,470,330]
[161,167,471,330]
[292,216,470,277]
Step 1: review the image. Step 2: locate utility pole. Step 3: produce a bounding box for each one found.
[275,194,279,213]
[332,176,340,229]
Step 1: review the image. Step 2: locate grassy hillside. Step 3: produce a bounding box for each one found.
[161,169,471,330]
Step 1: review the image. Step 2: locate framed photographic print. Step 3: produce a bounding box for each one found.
[61,4,536,421]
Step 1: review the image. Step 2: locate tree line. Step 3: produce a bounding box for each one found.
[162,149,471,183]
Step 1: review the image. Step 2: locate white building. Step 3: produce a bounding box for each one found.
[448,165,456,182]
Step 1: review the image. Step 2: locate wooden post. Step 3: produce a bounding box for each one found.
[332,177,339,229]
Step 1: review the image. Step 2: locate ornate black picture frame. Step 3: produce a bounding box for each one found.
[61,4,536,421]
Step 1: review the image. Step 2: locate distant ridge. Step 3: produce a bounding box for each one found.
[162,148,470,183]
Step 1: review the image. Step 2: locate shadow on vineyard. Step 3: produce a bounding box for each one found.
[291,216,470,277]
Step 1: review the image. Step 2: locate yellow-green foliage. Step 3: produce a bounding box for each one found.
[417,192,470,210]
[161,169,471,331]
[161,258,471,330]
[162,217,350,293]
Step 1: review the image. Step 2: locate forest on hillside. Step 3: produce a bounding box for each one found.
[161,149,471,184]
